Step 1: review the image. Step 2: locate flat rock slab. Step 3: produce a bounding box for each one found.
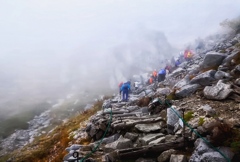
[135,122,162,133]
[139,133,165,146]
[149,137,165,145]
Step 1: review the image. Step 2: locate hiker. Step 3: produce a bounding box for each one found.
[158,68,166,82]
[120,82,131,102]
[134,81,140,90]
[152,69,158,81]
[175,58,181,67]
[148,76,154,85]
[184,49,193,61]
[118,81,123,95]
[126,80,131,94]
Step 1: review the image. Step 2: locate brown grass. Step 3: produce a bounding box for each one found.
[137,97,152,107]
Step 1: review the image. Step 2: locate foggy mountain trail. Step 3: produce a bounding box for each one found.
[2,18,240,161]
[0,1,240,162]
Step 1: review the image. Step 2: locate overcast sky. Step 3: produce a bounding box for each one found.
[0,0,240,102]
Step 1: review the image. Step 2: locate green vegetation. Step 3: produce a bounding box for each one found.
[198,117,204,126]
[231,141,240,152]
[222,128,240,153]
[184,111,194,122]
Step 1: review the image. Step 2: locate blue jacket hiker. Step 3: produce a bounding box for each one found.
[158,68,166,82]
[120,82,130,102]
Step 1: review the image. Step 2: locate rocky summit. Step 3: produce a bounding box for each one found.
[3,32,240,162]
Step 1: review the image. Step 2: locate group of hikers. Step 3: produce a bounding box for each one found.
[118,48,194,102]
[147,48,194,85]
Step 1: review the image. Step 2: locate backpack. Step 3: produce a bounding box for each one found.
[122,83,129,90]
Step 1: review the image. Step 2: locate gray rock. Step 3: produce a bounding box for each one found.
[175,84,200,98]
[139,133,165,146]
[149,137,165,145]
[167,107,181,134]
[190,70,216,86]
[135,122,162,133]
[156,87,171,96]
[200,147,234,162]
[222,50,240,65]
[168,68,186,78]
[233,64,240,72]
[86,123,97,137]
[188,65,201,75]
[124,132,139,142]
[201,104,216,117]
[173,76,190,89]
[200,52,226,69]
[189,138,214,162]
[169,154,187,162]
[70,144,82,150]
[63,153,73,161]
[203,80,233,100]
[140,107,149,114]
[102,99,112,109]
[218,65,230,72]
[214,70,232,80]
[95,130,104,140]
[104,136,133,153]
[235,78,240,86]
[164,135,178,142]
[157,149,176,162]
[101,133,120,145]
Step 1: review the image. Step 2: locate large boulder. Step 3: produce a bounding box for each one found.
[189,138,214,162]
[189,139,234,162]
[200,52,226,69]
[189,70,216,86]
[203,80,233,100]
[175,84,200,98]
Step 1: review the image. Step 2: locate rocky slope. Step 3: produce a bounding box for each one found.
[61,33,240,162]
[3,33,240,162]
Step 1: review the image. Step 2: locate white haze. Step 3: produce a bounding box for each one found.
[0,0,240,115]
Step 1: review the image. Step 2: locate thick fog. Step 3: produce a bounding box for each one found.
[0,0,240,116]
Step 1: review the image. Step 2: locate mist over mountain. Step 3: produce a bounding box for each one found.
[0,0,240,121]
